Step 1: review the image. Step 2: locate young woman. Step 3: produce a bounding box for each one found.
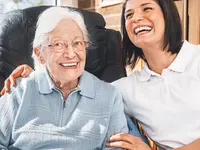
[107,0,200,149]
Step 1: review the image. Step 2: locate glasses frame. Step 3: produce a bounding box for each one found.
[42,38,89,53]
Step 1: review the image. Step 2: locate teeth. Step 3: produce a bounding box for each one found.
[60,63,77,67]
[135,26,152,35]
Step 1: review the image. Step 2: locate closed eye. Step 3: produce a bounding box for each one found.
[143,7,153,11]
[125,12,134,20]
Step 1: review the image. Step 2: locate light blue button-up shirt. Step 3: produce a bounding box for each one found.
[0,69,128,150]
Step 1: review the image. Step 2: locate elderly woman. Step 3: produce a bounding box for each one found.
[0,7,128,149]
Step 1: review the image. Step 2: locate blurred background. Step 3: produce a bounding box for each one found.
[0,0,199,72]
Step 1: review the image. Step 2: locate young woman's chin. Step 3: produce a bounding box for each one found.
[133,38,153,49]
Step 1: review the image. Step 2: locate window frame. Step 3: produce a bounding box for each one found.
[100,0,123,7]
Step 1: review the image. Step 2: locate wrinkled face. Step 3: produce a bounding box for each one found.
[125,0,165,48]
[39,19,87,82]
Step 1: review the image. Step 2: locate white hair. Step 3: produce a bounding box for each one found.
[32,6,89,71]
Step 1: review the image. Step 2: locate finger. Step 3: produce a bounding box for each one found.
[11,65,26,78]
[106,141,134,150]
[10,75,16,86]
[0,88,6,95]
[21,70,29,77]
[108,133,137,143]
[21,65,33,77]
[4,79,11,93]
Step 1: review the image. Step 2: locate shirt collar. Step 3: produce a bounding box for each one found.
[36,69,95,99]
[139,62,152,82]
[168,40,197,73]
[78,71,95,99]
[139,41,197,82]
[36,68,55,94]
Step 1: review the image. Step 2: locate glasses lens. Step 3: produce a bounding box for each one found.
[53,41,64,51]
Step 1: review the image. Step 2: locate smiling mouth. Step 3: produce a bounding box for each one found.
[59,63,78,68]
[134,26,152,35]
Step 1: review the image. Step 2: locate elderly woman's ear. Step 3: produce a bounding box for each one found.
[33,47,45,64]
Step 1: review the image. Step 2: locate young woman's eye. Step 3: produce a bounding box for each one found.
[125,13,134,20]
[143,7,153,11]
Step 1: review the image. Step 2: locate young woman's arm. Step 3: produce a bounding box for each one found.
[174,139,200,150]
[0,64,33,95]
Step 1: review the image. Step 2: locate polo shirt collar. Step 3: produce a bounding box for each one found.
[139,41,197,81]
[139,63,152,82]
[36,68,55,94]
[168,40,197,73]
[78,71,95,99]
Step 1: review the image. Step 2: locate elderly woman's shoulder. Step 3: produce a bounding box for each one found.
[1,71,37,101]
[12,71,37,91]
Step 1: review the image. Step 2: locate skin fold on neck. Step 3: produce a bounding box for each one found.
[51,74,78,99]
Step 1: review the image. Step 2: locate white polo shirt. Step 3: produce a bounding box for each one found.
[113,41,200,149]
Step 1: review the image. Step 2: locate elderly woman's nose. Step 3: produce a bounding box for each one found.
[63,47,76,58]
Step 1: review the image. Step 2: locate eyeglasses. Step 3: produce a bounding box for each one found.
[42,39,89,53]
